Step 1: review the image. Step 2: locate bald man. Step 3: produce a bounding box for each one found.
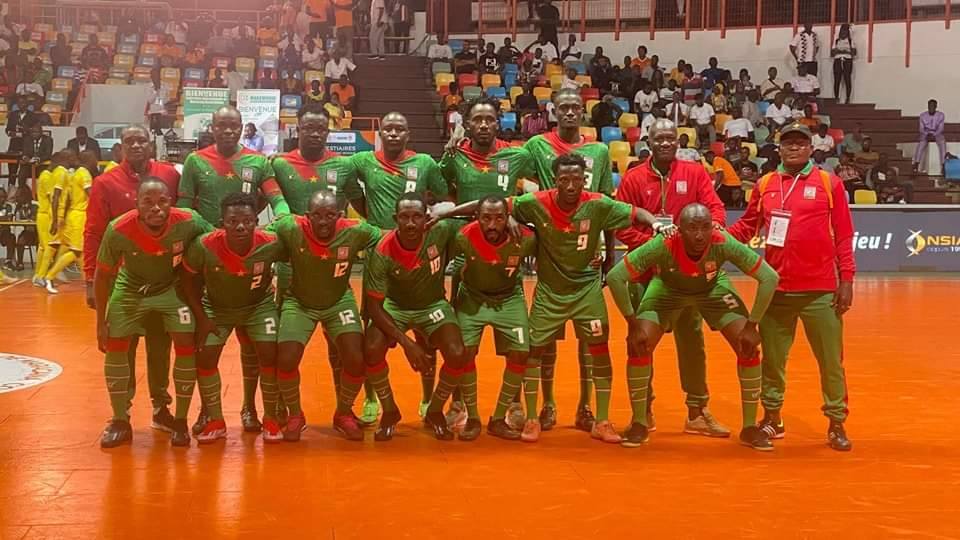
[606,203,779,450]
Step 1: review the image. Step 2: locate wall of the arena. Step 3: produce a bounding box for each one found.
[454,20,960,121]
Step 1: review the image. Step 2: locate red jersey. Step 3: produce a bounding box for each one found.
[83,160,181,280]
[727,164,855,292]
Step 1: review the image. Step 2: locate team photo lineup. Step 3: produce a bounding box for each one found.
[77,87,853,453]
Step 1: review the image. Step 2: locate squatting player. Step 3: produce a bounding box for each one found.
[523,88,615,432]
[270,191,382,442]
[180,193,287,444]
[607,203,780,450]
[363,193,468,442]
[177,105,289,434]
[95,180,212,448]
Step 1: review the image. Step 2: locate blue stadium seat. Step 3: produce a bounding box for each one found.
[601,126,623,143]
[568,62,586,75]
[612,98,630,116]
[281,94,302,109]
[612,172,621,189]
[502,72,517,89]
[57,65,76,78]
[757,100,770,116]
[502,63,519,74]
[500,112,517,132]
[448,39,464,53]
[945,158,960,182]
[486,86,507,99]
[184,67,205,81]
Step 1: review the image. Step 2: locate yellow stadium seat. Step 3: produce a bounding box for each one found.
[97,32,116,46]
[575,75,592,87]
[41,104,62,125]
[435,72,455,92]
[259,46,278,59]
[133,71,153,83]
[608,141,631,162]
[854,189,878,205]
[499,99,512,112]
[509,86,523,103]
[741,142,758,159]
[585,99,600,115]
[545,64,563,77]
[140,43,161,56]
[743,188,753,201]
[304,70,323,84]
[533,87,552,102]
[236,57,256,73]
[677,127,698,149]
[160,67,180,81]
[113,54,135,67]
[580,126,597,141]
[481,74,501,89]
[617,156,639,173]
[549,75,563,90]
[714,113,732,132]
[106,78,127,85]
[51,78,72,92]
[618,112,639,130]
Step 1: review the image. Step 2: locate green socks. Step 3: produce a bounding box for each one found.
[197,367,223,420]
[523,361,541,420]
[428,364,462,414]
[338,369,365,414]
[589,343,612,421]
[627,356,653,425]
[737,355,762,428]
[366,360,398,412]
[172,345,197,420]
[238,340,260,410]
[460,361,479,420]
[492,361,525,420]
[260,366,279,420]
[540,347,556,407]
[104,337,132,421]
[577,341,594,410]
[277,368,302,416]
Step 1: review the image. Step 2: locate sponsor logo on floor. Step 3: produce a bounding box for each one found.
[0,353,63,394]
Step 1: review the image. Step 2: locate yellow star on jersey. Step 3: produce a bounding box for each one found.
[309,175,320,182]
[480,166,491,173]
[226,172,236,179]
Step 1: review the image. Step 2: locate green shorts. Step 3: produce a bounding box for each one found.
[383,298,458,342]
[107,286,194,338]
[278,289,363,345]
[203,295,279,346]
[455,287,529,353]
[637,276,748,332]
[528,280,609,347]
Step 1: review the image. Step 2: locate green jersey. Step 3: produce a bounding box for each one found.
[273,214,381,310]
[271,148,357,214]
[608,231,779,321]
[183,229,287,310]
[439,141,533,204]
[365,220,459,309]
[177,145,288,224]
[523,131,613,194]
[455,221,536,301]
[97,207,213,294]
[512,190,634,295]
[343,150,447,229]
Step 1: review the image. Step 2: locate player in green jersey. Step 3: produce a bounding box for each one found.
[343,112,451,421]
[272,190,382,442]
[607,203,780,450]
[523,88,616,432]
[179,193,287,444]
[439,97,534,429]
[363,192,469,442]
[431,154,660,443]
[95,180,213,448]
[177,106,290,435]
[452,195,536,441]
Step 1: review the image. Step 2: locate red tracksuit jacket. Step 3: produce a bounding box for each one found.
[83,160,181,281]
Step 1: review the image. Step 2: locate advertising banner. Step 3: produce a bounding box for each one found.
[182,88,230,140]
[237,89,281,154]
[325,130,379,155]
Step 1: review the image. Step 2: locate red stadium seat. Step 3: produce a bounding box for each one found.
[457,73,477,87]
[580,87,600,101]
[827,128,844,145]
[710,142,725,156]
[624,127,640,144]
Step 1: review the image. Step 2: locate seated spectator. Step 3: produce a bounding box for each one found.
[479,42,501,74]
[515,84,539,117]
[590,55,614,94]
[50,34,72,71]
[521,109,548,139]
[659,79,678,103]
[188,12,216,47]
[591,94,622,128]
[812,149,833,172]
[279,41,302,72]
[854,135,880,173]
[234,26,260,58]
[277,29,303,52]
[325,93,346,129]
[734,68,755,95]
[330,74,356,110]
[681,64,703,103]
[835,151,868,201]
[722,107,754,142]
[17,29,38,62]
[630,45,651,70]
[676,133,701,162]
[913,98,946,172]
[304,79,326,103]
[640,55,662,84]
[517,58,539,88]
[665,92,689,125]
[560,34,582,65]
[708,83,729,114]
[207,26,235,56]
[301,39,325,71]
[257,17,281,46]
[80,34,109,69]
[639,107,663,140]
[812,123,835,154]
[737,146,760,187]
[634,82,657,118]
[523,35,559,62]
[241,123,264,152]
[529,48,546,75]
[870,154,906,203]
[700,57,729,88]
[324,47,356,89]
[688,93,716,146]
[454,44,478,74]
[798,104,819,129]
[742,89,763,127]
[15,73,44,99]
[608,56,634,98]
[0,187,13,267]
[781,82,797,108]
[428,35,454,63]
[280,71,303,95]
[560,67,581,90]
[765,92,792,138]
[31,59,51,89]
[164,16,190,44]
[160,34,185,66]
[842,122,865,154]
[759,66,784,100]
[497,37,521,65]
[545,96,558,129]
[208,69,227,88]
[4,187,37,271]
[790,64,820,100]
[258,68,277,89]
[760,153,780,174]
[588,46,608,71]
[185,45,206,68]
[704,150,743,208]
[668,59,686,87]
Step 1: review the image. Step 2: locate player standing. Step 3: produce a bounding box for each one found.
[179,192,286,443]
[607,203,780,449]
[270,190,382,442]
[522,88,615,432]
[31,151,71,288]
[95,180,212,447]
[615,118,731,436]
[727,123,855,451]
[84,125,181,433]
[44,150,97,293]
[177,105,289,434]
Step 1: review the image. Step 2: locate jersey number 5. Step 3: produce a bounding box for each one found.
[333,262,350,278]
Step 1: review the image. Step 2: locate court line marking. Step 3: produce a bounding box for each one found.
[0,279,26,293]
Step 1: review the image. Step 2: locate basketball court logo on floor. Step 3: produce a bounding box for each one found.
[0,353,63,393]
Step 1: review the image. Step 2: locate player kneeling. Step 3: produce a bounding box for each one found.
[180,193,286,444]
[95,180,213,448]
[607,203,779,450]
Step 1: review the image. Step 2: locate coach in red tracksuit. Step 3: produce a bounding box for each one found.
[615,118,731,437]
[83,125,181,432]
[727,122,855,451]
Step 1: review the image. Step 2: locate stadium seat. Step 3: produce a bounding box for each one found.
[258,58,277,70]
[56,65,76,78]
[617,156,639,173]
[140,43,160,56]
[601,126,623,143]
[458,73,478,87]
[41,104,62,125]
[754,125,770,144]
[304,70,323,83]
[612,172,620,189]
[119,33,140,45]
[45,91,67,106]
[612,98,630,116]
[255,68,278,81]
[580,87,599,101]
[236,57,256,73]
[741,142,758,159]
[575,75,592,87]
[463,85,482,100]
[182,79,202,88]
[50,78,72,92]
[259,46,279,58]
[117,42,137,55]
[184,67,205,81]
[634,141,649,155]
[448,39,464,53]
[211,57,230,69]
[503,72,517,88]
[281,94,303,109]
[744,188,753,201]
[533,87,552,103]
[944,158,960,181]
[509,86,523,103]
[854,189,877,204]
[499,99,512,112]
[113,54,135,68]
[825,157,840,170]
[757,101,770,116]
[827,128,844,145]
[160,67,180,82]
[585,99,600,115]
[486,86,507,99]
[106,78,128,85]
[608,141,631,162]
[549,75,563,90]
[133,70,153,83]
[432,61,452,75]
[435,72,455,92]
[545,64,563,78]
[710,142,725,156]
[568,62,587,75]
[481,74,501,89]
[618,112,639,130]
[580,126,597,142]
[502,63,519,74]
[714,113,732,132]
[677,127,698,148]
[144,33,162,43]
[501,112,518,132]
[815,114,831,127]
[581,53,594,66]
[625,127,641,144]
[138,55,158,67]
[751,157,768,170]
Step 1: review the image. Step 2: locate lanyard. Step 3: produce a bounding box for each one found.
[779,173,802,210]
[652,164,670,214]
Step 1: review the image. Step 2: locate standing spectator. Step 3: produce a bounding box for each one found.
[188,12,216,46]
[742,89,764,127]
[325,93,346,129]
[590,55,614,94]
[700,57,729,88]
[332,0,355,59]
[164,16,190,44]
[688,93,716,146]
[241,123,264,152]
[17,30,38,62]
[80,35,109,70]
[704,150,743,208]
[208,68,227,88]
[279,41,303,73]
[668,59,686,86]
[441,82,462,112]
[765,93,792,137]
[515,84,539,117]
[537,0,560,51]
[912,98,946,173]
[591,94,622,128]
[388,0,412,54]
[790,64,820,100]
[304,0,331,42]
[67,126,102,161]
[630,45,651,70]
[681,64,703,103]
[257,16,281,46]
[498,37,521,65]
[369,0,388,60]
[50,34,73,72]
[723,107,755,142]
[19,124,53,187]
[633,81,657,119]
[206,26,235,57]
[811,123,836,154]
[428,36,454,63]
[529,49,546,75]
[330,74,356,110]
[234,26,259,58]
[479,42,501,74]
[302,38,326,70]
[588,46,608,71]
[641,55,662,85]
[225,63,247,103]
[560,34,582,65]
[0,187,14,268]
[666,92,688,125]
[324,47,356,89]
[146,79,167,135]
[831,23,856,103]
[160,34,185,66]
[523,35,559,62]
[760,66,784,100]
[790,22,820,75]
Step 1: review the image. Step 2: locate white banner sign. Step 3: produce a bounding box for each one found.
[237,89,281,155]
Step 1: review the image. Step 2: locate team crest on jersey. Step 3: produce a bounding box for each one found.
[253,261,265,275]
[507,255,519,266]
[705,261,717,280]
[584,157,594,169]
[241,167,255,181]
[406,166,418,180]
[327,170,338,184]
[579,219,591,233]
[427,245,439,258]
[172,241,184,254]
[676,180,688,194]
[338,246,350,260]
[497,160,509,174]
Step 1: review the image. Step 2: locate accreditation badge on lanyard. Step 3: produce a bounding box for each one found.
[767,174,800,247]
